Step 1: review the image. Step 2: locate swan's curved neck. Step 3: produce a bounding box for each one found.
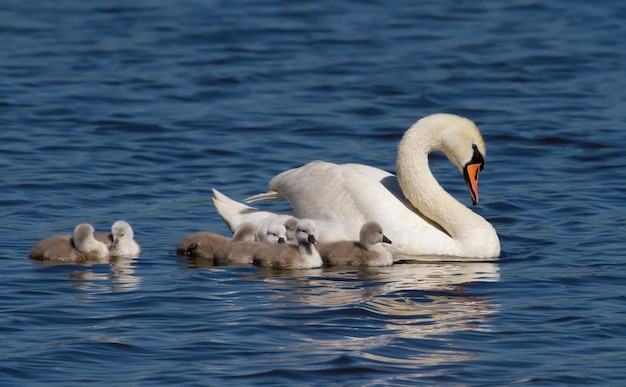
[395,123,490,249]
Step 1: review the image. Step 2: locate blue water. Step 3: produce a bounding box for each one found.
[2,0,626,385]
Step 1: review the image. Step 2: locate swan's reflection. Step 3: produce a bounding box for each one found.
[255,261,500,365]
[256,260,499,305]
[34,256,141,293]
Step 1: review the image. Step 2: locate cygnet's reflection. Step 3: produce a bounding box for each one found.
[35,256,141,293]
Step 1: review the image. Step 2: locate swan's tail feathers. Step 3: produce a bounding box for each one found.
[212,188,282,232]
[244,191,284,203]
[212,188,255,231]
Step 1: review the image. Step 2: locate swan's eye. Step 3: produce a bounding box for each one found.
[469,144,485,171]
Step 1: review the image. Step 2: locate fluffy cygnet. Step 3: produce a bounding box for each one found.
[317,221,393,267]
[260,219,287,244]
[252,219,322,269]
[95,220,141,257]
[29,223,110,262]
[176,231,230,259]
[212,223,264,265]
[283,217,299,245]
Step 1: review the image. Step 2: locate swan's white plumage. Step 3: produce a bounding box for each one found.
[213,113,500,259]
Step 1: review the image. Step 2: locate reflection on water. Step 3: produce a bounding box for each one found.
[178,259,499,370]
[256,261,499,305]
[255,261,499,368]
[34,256,142,293]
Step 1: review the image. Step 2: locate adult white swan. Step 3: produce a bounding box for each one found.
[213,113,500,259]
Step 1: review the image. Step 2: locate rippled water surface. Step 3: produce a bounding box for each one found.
[2,0,626,385]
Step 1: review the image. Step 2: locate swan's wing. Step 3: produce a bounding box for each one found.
[265,161,451,251]
[267,161,413,224]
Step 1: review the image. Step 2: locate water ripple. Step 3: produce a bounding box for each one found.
[2,0,626,384]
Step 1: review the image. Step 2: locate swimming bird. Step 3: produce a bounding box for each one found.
[317,221,393,267]
[255,215,301,244]
[212,222,265,265]
[95,220,141,257]
[252,219,322,269]
[213,113,500,259]
[176,231,230,259]
[259,217,288,244]
[29,223,110,262]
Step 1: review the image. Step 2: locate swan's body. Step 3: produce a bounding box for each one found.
[96,220,141,257]
[214,114,500,259]
[318,221,393,267]
[252,219,322,269]
[29,223,110,262]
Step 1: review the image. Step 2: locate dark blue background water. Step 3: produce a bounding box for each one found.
[2,0,625,385]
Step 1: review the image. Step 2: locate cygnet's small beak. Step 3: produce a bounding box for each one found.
[109,238,119,251]
[277,237,286,244]
[307,234,318,245]
[382,235,392,244]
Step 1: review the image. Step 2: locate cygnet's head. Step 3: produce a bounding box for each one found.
[109,220,134,251]
[73,223,96,250]
[295,219,317,245]
[232,222,257,242]
[265,221,287,244]
[73,223,107,257]
[283,217,299,243]
[360,221,392,247]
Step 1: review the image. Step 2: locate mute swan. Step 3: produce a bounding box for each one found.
[213,113,500,259]
[96,220,141,258]
[252,219,322,269]
[318,221,393,267]
[29,223,109,262]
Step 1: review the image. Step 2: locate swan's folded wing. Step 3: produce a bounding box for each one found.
[267,161,403,224]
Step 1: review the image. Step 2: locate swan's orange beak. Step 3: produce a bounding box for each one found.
[463,162,481,206]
